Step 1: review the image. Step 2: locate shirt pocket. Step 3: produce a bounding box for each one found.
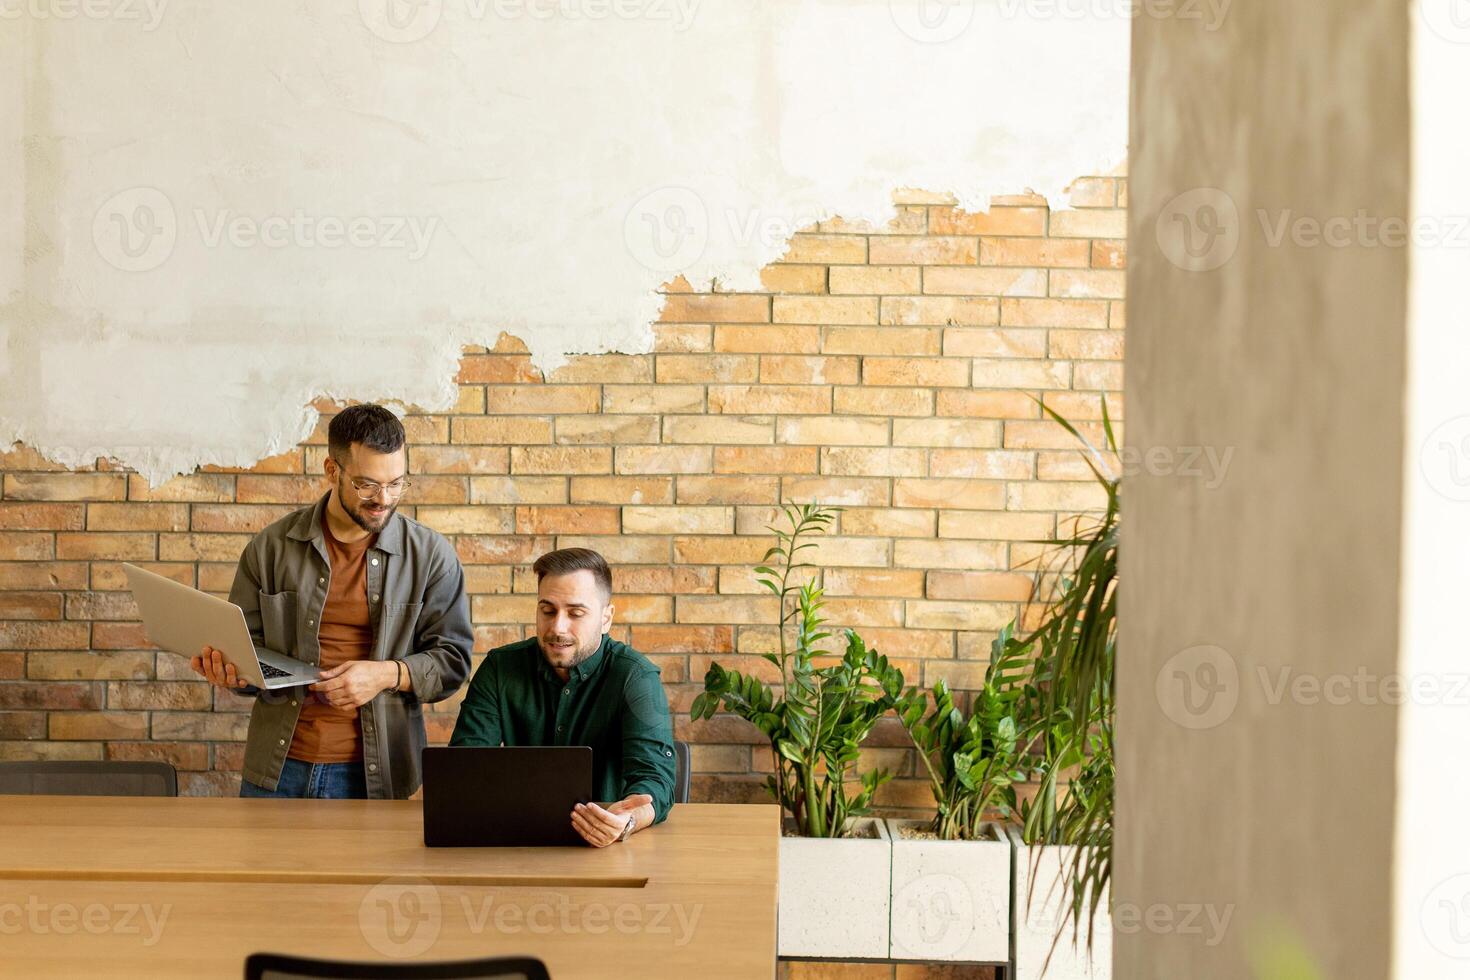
[381,601,423,657]
[257,590,298,652]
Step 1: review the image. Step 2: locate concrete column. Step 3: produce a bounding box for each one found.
[1119,1,1411,975]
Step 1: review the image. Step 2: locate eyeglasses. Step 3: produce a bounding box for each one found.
[347,477,412,501]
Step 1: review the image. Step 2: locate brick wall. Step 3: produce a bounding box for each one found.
[0,178,1125,801]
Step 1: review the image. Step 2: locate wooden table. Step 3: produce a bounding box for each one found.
[0,797,780,978]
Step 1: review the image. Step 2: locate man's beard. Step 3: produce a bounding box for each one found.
[538,633,600,668]
[341,484,398,533]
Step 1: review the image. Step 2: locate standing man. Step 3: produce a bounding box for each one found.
[191,404,473,799]
[450,548,677,846]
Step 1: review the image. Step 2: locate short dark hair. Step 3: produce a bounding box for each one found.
[533,548,612,600]
[327,404,406,466]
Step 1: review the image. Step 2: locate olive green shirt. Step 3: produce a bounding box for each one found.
[448,635,677,823]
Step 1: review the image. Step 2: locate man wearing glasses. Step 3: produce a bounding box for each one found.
[190,404,473,799]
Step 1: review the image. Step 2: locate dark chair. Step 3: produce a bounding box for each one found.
[673,739,691,805]
[244,954,550,980]
[0,760,177,797]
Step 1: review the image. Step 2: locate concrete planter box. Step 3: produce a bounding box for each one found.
[1008,828,1112,980]
[778,817,891,958]
[886,819,1011,963]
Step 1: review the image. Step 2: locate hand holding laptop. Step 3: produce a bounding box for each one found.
[191,645,251,690]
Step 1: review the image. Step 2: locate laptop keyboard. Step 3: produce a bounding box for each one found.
[259,663,292,680]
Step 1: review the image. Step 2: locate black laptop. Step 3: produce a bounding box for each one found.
[421,746,594,847]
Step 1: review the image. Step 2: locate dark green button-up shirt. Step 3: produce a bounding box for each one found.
[448,635,677,823]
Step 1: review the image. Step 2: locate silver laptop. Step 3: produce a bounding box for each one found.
[123,562,321,689]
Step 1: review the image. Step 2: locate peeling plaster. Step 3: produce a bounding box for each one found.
[0,1,1128,483]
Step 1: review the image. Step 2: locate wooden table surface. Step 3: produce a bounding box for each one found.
[0,797,780,978]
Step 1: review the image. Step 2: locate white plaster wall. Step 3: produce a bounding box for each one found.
[1,0,1126,482]
[1392,5,1470,976]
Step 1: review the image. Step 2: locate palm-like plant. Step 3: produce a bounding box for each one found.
[690,503,908,837]
[1013,398,1119,955]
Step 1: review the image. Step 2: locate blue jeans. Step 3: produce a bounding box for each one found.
[240,758,367,799]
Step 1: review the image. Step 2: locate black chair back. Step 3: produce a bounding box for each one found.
[244,955,551,980]
[673,739,691,805]
[0,760,178,797]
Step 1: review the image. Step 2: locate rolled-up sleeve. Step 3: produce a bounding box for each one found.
[620,666,677,823]
[402,538,473,704]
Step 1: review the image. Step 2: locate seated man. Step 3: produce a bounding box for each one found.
[450,548,677,846]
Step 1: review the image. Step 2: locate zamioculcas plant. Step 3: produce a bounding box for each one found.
[896,625,1035,840]
[690,503,908,838]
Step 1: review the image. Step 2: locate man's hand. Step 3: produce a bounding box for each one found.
[571,794,654,848]
[309,660,399,709]
[190,646,250,689]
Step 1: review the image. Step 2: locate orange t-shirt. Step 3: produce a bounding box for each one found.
[287,514,376,764]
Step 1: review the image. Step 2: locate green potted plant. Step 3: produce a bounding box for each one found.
[690,503,908,957]
[1009,401,1118,980]
[887,627,1034,962]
